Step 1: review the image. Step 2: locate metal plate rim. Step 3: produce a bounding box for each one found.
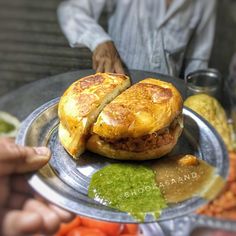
[16,98,229,224]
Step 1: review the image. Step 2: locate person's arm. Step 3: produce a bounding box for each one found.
[183,0,217,77]
[0,138,73,236]
[92,41,125,73]
[58,0,124,73]
[58,0,111,51]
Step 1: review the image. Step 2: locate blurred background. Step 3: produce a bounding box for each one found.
[0,0,236,96]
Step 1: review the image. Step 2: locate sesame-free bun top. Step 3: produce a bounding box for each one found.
[58,73,130,158]
[92,79,183,139]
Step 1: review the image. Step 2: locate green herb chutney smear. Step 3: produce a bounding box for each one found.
[88,163,167,221]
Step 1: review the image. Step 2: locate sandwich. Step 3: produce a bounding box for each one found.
[86,78,183,160]
[58,73,131,158]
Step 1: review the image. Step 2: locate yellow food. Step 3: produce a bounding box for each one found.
[58,73,130,158]
[59,73,184,160]
[184,94,234,151]
[87,78,183,160]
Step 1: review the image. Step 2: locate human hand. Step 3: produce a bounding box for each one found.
[0,138,73,236]
[92,41,125,74]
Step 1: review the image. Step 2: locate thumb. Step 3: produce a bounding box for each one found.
[0,141,51,175]
[15,146,51,173]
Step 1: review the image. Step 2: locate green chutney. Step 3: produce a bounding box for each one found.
[88,163,167,221]
[0,119,15,133]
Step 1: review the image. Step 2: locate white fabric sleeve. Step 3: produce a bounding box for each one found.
[57,0,112,51]
[184,0,217,77]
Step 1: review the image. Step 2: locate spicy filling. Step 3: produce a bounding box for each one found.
[101,115,183,152]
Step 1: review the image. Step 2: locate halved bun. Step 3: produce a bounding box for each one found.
[92,79,183,139]
[58,73,130,158]
[86,79,183,160]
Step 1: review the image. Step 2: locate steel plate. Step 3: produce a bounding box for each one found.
[16,97,228,223]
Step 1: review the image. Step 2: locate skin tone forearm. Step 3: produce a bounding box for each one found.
[92,2,173,74]
[0,138,73,236]
[92,41,125,74]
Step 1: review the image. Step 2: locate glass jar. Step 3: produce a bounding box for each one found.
[185,69,222,100]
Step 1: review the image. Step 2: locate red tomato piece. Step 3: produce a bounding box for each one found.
[55,216,81,236]
[122,224,139,234]
[81,217,122,236]
[120,234,138,236]
[67,227,107,236]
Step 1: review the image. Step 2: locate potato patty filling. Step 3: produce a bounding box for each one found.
[101,115,182,152]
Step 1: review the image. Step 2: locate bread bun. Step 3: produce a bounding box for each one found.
[58,73,130,158]
[86,79,183,160]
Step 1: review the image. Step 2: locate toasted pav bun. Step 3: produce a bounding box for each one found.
[58,73,130,158]
[86,79,183,160]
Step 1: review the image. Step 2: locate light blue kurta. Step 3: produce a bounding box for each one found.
[58,0,217,77]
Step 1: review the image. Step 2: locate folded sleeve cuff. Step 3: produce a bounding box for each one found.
[70,30,112,51]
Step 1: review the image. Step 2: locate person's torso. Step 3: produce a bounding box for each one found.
[107,0,201,76]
